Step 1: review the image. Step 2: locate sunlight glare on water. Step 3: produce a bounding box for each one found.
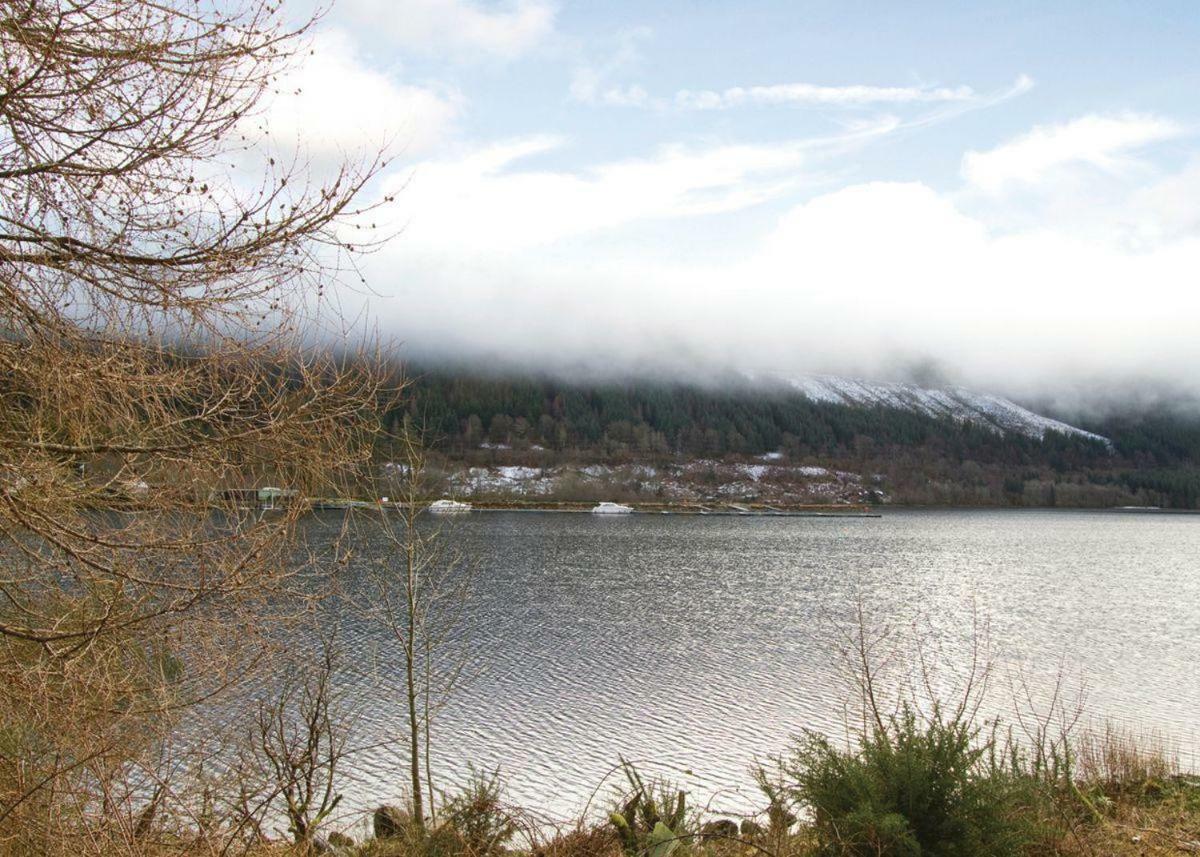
[317,508,1200,819]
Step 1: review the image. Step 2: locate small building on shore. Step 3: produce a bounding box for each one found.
[212,486,299,511]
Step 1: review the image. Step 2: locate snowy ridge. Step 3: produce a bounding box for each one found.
[790,375,1110,445]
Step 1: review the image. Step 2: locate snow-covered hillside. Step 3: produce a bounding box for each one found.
[790,376,1109,445]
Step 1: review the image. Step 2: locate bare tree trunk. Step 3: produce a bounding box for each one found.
[357,426,474,836]
[424,632,437,824]
[406,524,425,829]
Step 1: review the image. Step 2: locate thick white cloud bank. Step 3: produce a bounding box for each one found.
[257,30,461,163]
[344,111,1200,408]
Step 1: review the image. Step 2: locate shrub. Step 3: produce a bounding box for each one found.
[441,768,520,857]
[780,704,1048,857]
[751,762,800,836]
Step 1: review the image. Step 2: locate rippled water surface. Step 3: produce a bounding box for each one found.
[319,509,1200,817]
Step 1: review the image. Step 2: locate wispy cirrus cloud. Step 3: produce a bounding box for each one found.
[380,134,823,252]
[570,82,654,108]
[568,27,660,107]
[674,81,977,110]
[571,71,1032,119]
[962,112,1186,193]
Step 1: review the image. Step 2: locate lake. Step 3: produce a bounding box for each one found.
[318,508,1200,821]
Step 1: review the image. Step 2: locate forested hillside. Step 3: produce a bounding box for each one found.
[384,366,1200,508]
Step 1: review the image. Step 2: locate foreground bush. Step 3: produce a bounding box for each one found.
[780,704,1052,857]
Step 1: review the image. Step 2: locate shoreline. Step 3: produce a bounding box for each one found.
[309,498,880,516]
[304,498,1200,516]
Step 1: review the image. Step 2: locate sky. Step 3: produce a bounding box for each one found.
[263,1,1200,410]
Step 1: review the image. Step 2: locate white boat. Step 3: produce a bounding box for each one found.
[428,499,472,514]
[591,501,633,514]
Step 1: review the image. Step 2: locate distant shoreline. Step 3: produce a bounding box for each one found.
[303,499,1200,517]
[311,498,881,517]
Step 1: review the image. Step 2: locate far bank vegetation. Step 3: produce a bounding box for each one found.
[386,369,1200,509]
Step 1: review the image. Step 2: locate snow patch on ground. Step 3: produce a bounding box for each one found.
[496,466,541,480]
[451,466,557,495]
[736,464,772,481]
[443,459,881,505]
